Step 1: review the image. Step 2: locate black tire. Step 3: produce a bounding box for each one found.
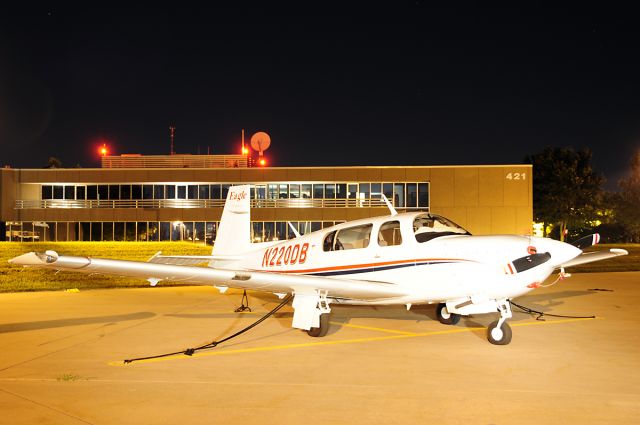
[436,303,461,325]
[487,320,512,345]
[307,313,330,337]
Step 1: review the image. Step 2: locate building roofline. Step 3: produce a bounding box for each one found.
[6,164,531,171]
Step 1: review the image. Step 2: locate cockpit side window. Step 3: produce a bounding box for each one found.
[413,213,470,243]
[378,221,402,247]
[324,224,372,251]
[336,224,372,250]
[323,230,337,252]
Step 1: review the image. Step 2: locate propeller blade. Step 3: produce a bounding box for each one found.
[505,252,552,274]
[570,233,600,250]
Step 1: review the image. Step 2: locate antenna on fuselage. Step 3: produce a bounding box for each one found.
[287,222,301,238]
[373,192,397,216]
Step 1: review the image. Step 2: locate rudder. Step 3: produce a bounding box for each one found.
[211,185,251,258]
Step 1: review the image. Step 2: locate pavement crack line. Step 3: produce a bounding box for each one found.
[0,386,95,425]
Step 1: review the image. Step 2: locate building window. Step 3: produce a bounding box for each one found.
[153,185,165,199]
[418,183,429,208]
[160,222,171,240]
[53,185,63,199]
[278,184,288,199]
[143,185,153,199]
[324,184,335,199]
[98,185,108,200]
[137,222,147,241]
[198,185,210,199]
[267,184,278,200]
[109,185,119,200]
[252,222,263,242]
[290,184,300,199]
[103,222,113,241]
[148,222,159,241]
[264,222,275,241]
[87,185,98,200]
[393,183,405,207]
[131,185,142,200]
[275,222,287,240]
[211,184,221,199]
[382,183,393,201]
[406,183,417,208]
[120,185,131,200]
[188,185,198,199]
[42,185,53,199]
[348,184,357,199]
[29,180,430,210]
[371,183,381,198]
[301,184,311,198]
[313,184,323,199]
[254,185,266,200]
[358,183,370,204]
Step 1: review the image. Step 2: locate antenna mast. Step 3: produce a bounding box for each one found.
[169,125,176,155]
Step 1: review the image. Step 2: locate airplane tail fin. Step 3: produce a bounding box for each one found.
[210,185,251,262]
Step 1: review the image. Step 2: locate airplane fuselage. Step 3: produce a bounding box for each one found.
[238,212,580,306]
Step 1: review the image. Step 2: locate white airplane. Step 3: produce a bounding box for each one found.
[9,185,628,345]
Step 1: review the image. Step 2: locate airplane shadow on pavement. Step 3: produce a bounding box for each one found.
[514,289,597,310]
[0,311,156,334]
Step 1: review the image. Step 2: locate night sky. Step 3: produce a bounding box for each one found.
[1,5,639,189]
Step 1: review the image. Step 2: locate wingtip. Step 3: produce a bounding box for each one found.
[610,248,629,256]
[8,252,33,265]
[8,251,55,266]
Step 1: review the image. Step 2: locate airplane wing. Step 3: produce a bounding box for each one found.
[560,248,628,268]
[8,251,409,301]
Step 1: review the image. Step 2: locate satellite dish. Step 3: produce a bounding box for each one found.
[250,132,271,156]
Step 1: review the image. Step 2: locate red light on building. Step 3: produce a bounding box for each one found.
[99,143,109,157]
[259,158,266,166]
[242,146,249,155]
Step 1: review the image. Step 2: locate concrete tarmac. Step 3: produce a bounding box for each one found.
[0,272,638,425]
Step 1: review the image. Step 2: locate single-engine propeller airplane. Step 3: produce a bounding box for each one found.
[9,185,628,345]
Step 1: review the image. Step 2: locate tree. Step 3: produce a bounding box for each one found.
[45,157,62,168]
[525,147,605,241]
[612,150,640,242]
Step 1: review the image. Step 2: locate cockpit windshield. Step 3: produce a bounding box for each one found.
[413,213,470,243]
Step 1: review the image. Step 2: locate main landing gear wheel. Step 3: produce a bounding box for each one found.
[436,303,461,325]
[487,320,512,345]
[307,313,330,337]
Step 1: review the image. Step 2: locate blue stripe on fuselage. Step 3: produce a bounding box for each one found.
[308,261,455,277]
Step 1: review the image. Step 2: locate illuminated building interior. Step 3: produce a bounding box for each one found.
[0,160,532,243]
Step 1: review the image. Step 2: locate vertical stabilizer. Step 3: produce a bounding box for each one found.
[211,185,251,259]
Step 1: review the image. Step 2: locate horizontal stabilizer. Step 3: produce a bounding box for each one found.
[561,249,628,268]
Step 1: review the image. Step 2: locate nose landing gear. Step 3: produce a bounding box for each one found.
[487,300,512,345]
